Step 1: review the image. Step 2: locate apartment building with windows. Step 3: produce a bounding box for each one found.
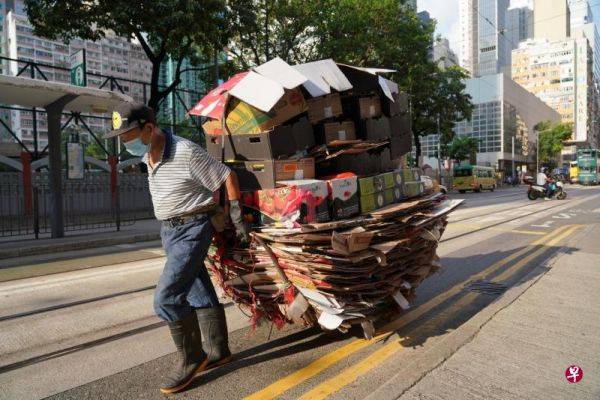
[512,37,598,161]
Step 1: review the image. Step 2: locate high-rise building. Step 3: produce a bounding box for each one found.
[459,0,517,77]
[512,38,597,160]
[433,37,459,69]
[459,0,479,76]
[533,0,570,41]
[569,0,592,28]
[506,4,534,45]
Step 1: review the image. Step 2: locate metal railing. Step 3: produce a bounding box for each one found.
[0,171,154,238]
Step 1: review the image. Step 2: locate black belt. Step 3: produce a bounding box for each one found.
[163,212,207,228]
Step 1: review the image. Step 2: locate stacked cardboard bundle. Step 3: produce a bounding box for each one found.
[205,194,462,335]
[191,58,461,336]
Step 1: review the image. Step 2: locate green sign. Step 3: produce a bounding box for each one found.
[70,49,87,87]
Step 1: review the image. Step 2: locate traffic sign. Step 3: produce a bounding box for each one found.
[70,49,87,87]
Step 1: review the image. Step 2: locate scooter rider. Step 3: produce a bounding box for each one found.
[536,167,554,198]
[105,105,249,394]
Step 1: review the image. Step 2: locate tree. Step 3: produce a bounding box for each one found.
[448,136,479,163]
[535,121,573,168]
[23,0,228,111]
[411,65,473,165]
[227,0,321,68]
[228,1,472,167]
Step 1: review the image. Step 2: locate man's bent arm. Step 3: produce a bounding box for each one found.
[224,170,241,202]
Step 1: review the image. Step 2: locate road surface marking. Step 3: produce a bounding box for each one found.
[492,225,581,283]
[553,213,572,219]
[297,224,581,400]
[531,221,555,228]
[244,225,571,400]
[507,229,547,236]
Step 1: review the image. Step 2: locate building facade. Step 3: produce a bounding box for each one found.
[421,74,560,171]
[533,0,570,41]
[460,0,528,77]
[569,0,592,29]
[433,38,459,69]
[506,5,534,45]
[453,74,561,170]
[512,38,597,160]
[459,0,479,76]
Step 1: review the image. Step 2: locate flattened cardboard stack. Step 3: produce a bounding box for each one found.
[205,195,463,336]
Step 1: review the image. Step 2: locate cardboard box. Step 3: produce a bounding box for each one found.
[277,179,330,222]
[331,227,374,255]
[362,116,391,142]
[403,181,424,198]
[205,118,315,161]
[391,169,404,187]
[392,185,405,202]
[390,132,412,159]
[323,121,356,143]
[307,93,343,123]
[247,184,322,224]
[291,118,316,151]
[227,158,315,191]
[359,190,390,214]
[389,113,411,138]
[203,88,307,136]
[326,175,359,219]
[358,96,382,119]
[381,92,409,117]
[378,172,395,190]
[358,176,377,195]
[326,152,376,176]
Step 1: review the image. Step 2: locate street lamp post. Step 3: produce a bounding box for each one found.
[512,136,515,181]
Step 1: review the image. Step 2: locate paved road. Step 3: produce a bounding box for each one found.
[0,185,598,400]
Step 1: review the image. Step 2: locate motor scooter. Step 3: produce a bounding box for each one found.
[527,180,567,200]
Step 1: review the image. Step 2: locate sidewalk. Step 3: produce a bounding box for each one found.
[0,219,161,260]
[397,224,600,399]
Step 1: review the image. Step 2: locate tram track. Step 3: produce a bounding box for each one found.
[442,200,570,242]
[0,198,568,324]
[0,285,157,323]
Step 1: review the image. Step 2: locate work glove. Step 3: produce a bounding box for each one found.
[229,200,250,245]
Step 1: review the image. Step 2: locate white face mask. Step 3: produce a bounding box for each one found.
[124,136,150,156]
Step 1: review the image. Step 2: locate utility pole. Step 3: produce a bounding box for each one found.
[512,136,515,180]
[536,129,539,173]
[437,116,442,183]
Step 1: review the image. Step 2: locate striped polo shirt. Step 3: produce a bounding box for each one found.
[142,130,230,221]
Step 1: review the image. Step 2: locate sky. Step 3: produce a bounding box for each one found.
[417,0,600,55]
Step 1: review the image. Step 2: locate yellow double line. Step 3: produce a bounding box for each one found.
[245,224,581,400]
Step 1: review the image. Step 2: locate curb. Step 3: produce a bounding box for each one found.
[0,232,161,261]
[365,224,585,400]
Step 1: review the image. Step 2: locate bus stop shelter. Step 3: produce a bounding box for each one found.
[0,75,134,238]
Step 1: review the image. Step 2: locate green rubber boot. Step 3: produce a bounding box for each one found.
[160,312,208,394]
[197,304,232,368]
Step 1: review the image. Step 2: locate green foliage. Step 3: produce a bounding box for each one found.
[448,136,479,162]
[411,65,473,162]
[535,121,573,167]
[23,0,228,111]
